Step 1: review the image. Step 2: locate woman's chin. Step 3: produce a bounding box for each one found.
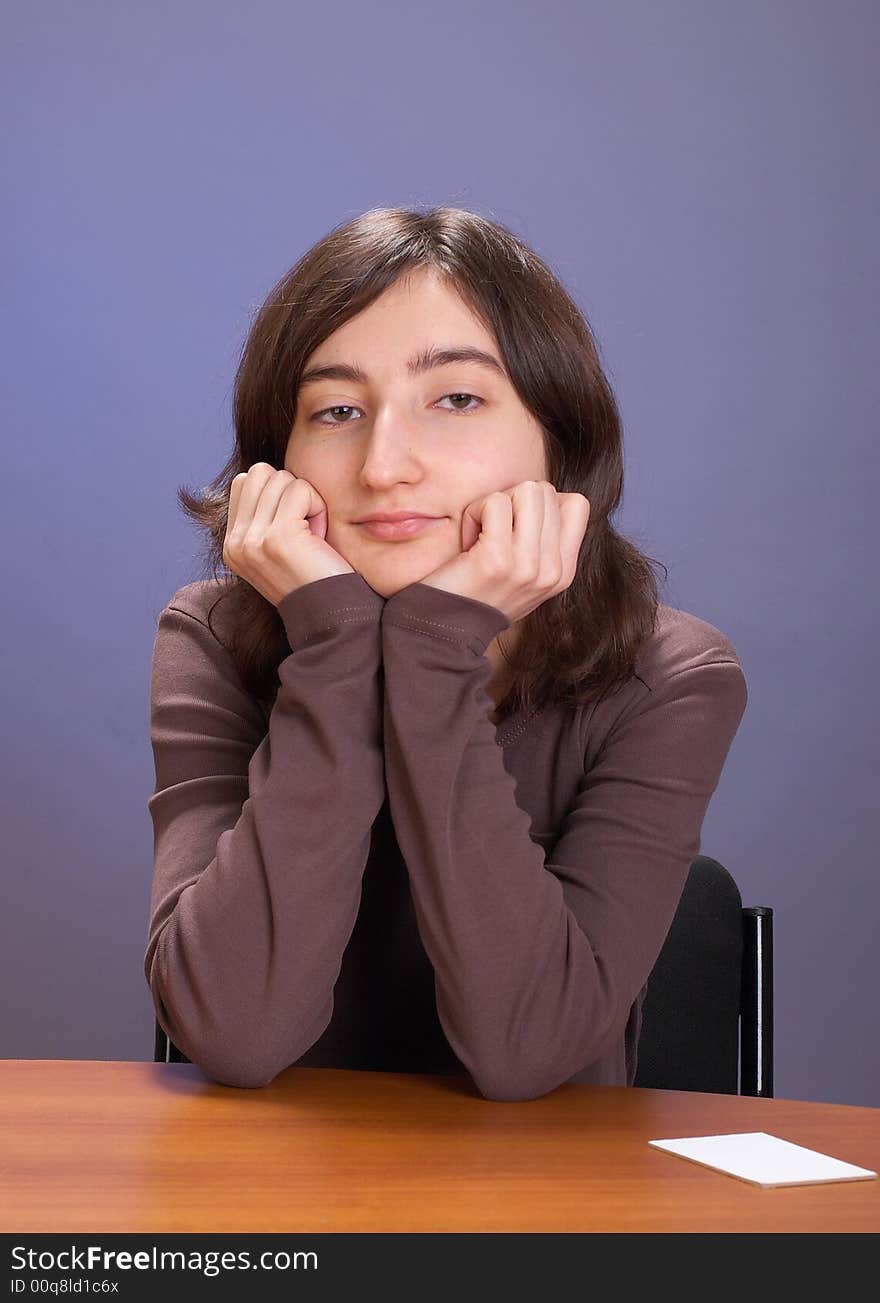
[346,549,452,599]
[326,524,456,597]
[356,564,436,599]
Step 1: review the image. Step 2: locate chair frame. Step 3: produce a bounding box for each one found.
[739,904,774,1096]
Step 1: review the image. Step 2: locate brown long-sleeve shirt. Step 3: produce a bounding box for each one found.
[145,571,747,1100]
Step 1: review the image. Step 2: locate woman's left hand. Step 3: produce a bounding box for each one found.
[418,480,591,622]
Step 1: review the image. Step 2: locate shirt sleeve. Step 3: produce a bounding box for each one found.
[145,571,386,1088]
[379,582,749,1102]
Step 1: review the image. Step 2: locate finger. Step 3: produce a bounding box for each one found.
[461,493,489,552]
[468,491,513,563]
[227,473,245,535]
[229,463,275,537]
[461,509,480,552]
[558,494,591,582]
[510,481,546,576]
[536,482,562,584]
[275,474,328,531]
[250,470,297,535]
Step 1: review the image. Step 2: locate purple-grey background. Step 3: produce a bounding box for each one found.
[3,2,877,1107]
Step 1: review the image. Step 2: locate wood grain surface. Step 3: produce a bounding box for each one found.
[2,1060,878,1232]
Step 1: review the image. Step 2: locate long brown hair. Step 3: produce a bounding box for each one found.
[176,204,667,726]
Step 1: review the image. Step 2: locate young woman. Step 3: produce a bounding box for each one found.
[145,205,748,1101]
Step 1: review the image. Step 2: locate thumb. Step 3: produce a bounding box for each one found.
[307,506,327,539]
[461,499,484,552]
[298,479,328,539]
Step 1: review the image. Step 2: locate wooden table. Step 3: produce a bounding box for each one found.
[2,1060,878,1232]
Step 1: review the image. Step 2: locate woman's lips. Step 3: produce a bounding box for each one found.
[355,516,446,541]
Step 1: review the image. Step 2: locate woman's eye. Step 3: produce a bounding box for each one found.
[311,405,362,425]
[310,393,484,425]
[438,392,483,414]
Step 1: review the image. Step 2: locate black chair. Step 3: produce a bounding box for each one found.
[634,855,773,1097]
[154,854,773,1096]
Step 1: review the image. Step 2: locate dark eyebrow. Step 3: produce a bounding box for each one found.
[297,344,507,388]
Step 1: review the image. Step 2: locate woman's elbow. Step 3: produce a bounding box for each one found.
[198,1055,282,1090]
[154,1016,316,1091]
[166,1031,292,1089]
[150,984,333,1091]
[469,1057,568,1103]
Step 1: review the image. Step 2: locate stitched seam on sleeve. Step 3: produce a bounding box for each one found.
[169,601,380,624]
[283,602,383,631]
[635,657,742,693]
[166,605,211,631]
[386,613,474,637]
[320,602,383,617]
[660,657,741,684]
[290,614,383,645]
[167,603,381,658]
[383,615,489,656]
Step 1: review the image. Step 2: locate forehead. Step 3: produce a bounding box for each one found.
[299,275,511,391]
[305,270,498,366]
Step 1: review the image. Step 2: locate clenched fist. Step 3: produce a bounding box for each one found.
[223,464,355,607]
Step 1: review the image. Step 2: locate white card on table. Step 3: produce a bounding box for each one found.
[648,1131,878,1188]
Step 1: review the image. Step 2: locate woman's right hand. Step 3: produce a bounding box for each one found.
[223,463,355,607]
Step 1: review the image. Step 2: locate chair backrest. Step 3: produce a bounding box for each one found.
[633,855,773,1097]
[154,854,774,1096]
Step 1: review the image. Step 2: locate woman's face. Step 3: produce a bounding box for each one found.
[284,267,549,599]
